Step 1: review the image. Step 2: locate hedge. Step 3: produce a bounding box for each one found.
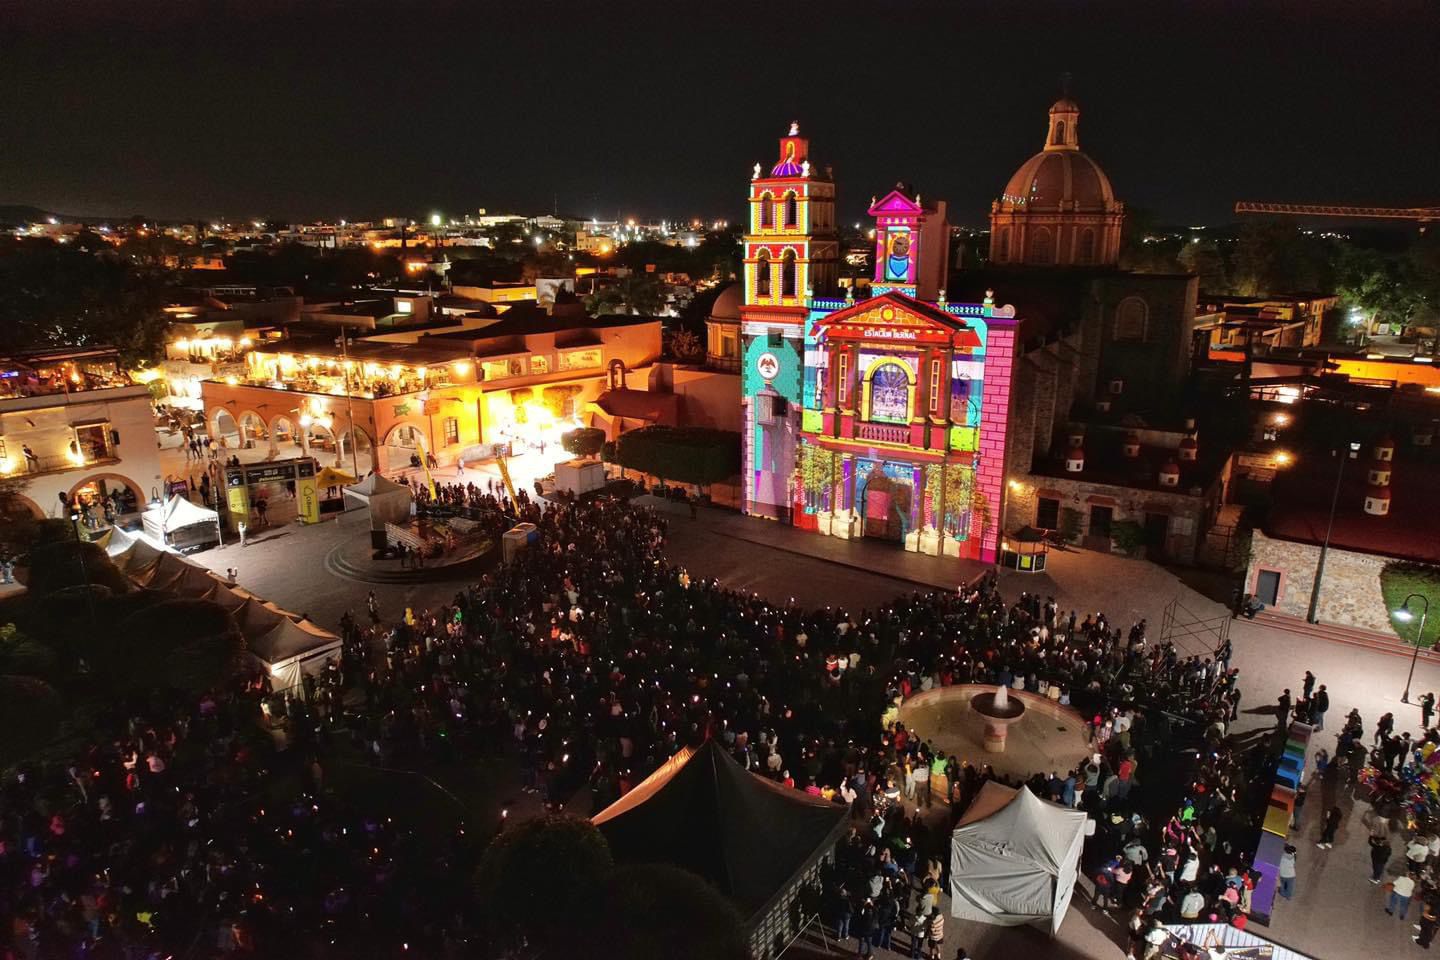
[611,426,741,487]
[561,427,606,459]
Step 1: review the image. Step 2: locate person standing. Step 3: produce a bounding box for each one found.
[1387,871,1417,919]
[1423,692,1436,731]
[1317,805,1342,848]
[1371,832,1393,884]
[914,755,931,808]
[1377,712,1395,745]
[1277,689,1292,729]
[1302,670,1316,700]
[1416,898,1438,948]
[1312,684,1329,731]
[1277,844,1297,899]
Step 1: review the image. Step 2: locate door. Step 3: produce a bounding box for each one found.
[1144,512,1169,560]
[1255,570,1281,606]
[1088,505,1113,539]
[865,488,898,540]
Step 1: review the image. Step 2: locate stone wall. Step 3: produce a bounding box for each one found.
[1246,530,1400,637]
[1007,471,1209,563]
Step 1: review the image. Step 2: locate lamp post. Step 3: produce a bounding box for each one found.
[1306,441,1362,623]
[1396,594,1430,705]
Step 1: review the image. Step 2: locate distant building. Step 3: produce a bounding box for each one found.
[1194,294,1337,361]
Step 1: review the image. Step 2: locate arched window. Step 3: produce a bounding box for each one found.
[1028,227,1053,265]
[759,193,774,229]
[783,191,798,229]
[868,362,911,424]
[754,251,771,298]
[1113,297,1149,342]
[1077,229,1096,265]
[1052,120,1066,146]
[780,250,797,299]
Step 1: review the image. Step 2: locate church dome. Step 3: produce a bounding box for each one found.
[708,283,741,323]
[1001,151,1115,212]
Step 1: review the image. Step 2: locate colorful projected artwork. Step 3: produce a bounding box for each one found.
[868,363,911,423]
[740,126,1017,562]
[885,229,912,282]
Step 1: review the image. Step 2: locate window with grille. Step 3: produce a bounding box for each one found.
[443,417,459,446]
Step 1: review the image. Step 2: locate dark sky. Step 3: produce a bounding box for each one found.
[3,0,1436,226]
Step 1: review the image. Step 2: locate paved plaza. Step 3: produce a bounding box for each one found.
[180,494,1440,959]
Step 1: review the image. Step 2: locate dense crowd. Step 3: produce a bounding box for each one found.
[0,489,1402,959]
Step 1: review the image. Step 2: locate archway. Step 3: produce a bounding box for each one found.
[382,421,427,475]
[270,414,305,456]
[211,408,240,450]
[67,472,145,526]
[333,424,374,475]
[237,411,269,453]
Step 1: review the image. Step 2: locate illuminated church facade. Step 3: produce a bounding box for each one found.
[738,126,1018,563]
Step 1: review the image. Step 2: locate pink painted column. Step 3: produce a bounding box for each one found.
[975,320,1018,563]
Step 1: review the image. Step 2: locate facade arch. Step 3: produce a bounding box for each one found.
[1028,226,1054,264]
[1113,296,1149,342]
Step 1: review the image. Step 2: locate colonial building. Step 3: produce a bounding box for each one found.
[733,125,1019,562]
[0,349,164,523]
[988,97,1125,268]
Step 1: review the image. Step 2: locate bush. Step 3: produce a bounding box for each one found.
[1058,507,1083,544]
[1111,519,1147,557]
[0,623,57,678]
[562,427,606,459]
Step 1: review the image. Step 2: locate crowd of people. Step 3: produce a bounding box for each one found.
[1,485,1414,959]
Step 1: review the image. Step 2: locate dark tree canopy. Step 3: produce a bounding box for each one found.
[0,238,169,366]
[588,864,747,960]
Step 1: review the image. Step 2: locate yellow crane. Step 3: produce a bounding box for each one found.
[1235,201,1438,227]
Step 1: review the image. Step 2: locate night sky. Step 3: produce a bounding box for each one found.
[3,0,1435,226]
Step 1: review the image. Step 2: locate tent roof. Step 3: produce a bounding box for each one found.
[592,739,849,921]
[248,616,339,666]
[344,473,409,499]
[953,783,1088,877]
[147,494,218,531]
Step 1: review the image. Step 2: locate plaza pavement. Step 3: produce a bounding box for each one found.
[183,493,1439,958]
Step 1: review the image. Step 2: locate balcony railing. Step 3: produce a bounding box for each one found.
[3,452,121,478]
[856,422,909,445]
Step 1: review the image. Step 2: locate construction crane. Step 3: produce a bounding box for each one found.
[1235,201,1439,225]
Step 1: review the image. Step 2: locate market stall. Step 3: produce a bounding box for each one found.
[141,495,222,552]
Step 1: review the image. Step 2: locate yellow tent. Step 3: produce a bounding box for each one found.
[315,466,357,488]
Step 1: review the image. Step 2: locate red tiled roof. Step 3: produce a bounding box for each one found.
[1264,455,1440,564]
[593,388,680,425]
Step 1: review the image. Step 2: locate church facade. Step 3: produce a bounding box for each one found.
[738,127,1018,563]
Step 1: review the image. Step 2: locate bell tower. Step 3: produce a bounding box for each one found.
[738,124,838,522]
[743,123,839,306]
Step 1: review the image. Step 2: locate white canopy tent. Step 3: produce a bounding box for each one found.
[141,495,221,550]
[949,783,1088,935]
[343,473,413,530]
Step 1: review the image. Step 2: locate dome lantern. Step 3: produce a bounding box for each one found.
[1158,461,1181,488]
[1065,447,1085,473]
[1178,435,1199,463]
[1364,484,1392,516]
[1122,431,1141,458]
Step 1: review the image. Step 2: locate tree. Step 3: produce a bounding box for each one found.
[0,674,64,765]
[1336,246,1425,334]
[0,238,170,366]
[587,864,747,960]
[1177,239,1229,293]
[1058,507,1083,545]
[586,274,665,317]
[115,599,246,693]
[473,815,613,953]
[1231,222,1334,297]
[561,427,605,459]
[1111,519,1147,557]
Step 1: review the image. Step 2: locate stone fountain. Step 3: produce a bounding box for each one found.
[970,684,1027,753]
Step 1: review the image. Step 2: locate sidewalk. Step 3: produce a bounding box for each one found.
[637,496,990,594]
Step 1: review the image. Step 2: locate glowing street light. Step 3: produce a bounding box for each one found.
[1395,594,1430,704]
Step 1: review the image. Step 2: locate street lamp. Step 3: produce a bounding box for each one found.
[1396,594,1430,704]
[1306,441,1362,623]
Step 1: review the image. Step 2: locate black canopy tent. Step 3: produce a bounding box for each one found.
[593,739,850,959]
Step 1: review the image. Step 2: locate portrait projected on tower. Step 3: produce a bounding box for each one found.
[884,228,912,282]
[869,363,911,423]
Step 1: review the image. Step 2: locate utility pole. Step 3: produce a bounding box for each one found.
[1306,441,1360,623]
[336,325,361,477]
